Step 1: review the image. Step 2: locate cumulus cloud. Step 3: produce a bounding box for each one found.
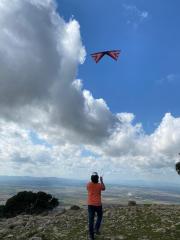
[0,119,93,177]
[106,113,179,160]
[0,0,117,144]
[0,0,179,180]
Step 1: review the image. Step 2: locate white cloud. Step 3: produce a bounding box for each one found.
[123,4,149,29]
[158,73,180,85]
[0,113,180,180]
[0,0,118,145]
[0,0,179,182]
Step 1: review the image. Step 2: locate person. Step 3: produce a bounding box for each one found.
[87,172,106,240]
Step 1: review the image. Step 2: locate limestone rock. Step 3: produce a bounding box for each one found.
[29,237,42,240]
[70,205,80,210]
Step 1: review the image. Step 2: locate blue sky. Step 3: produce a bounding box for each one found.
[58,0,180,133]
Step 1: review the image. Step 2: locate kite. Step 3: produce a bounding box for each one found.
[91,50,121,63]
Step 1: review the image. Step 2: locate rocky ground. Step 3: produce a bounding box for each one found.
[1,204,180,240]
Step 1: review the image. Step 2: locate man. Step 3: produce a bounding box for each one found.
[87,172,106,240]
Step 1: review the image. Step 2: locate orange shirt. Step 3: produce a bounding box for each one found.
[87,182,104,206]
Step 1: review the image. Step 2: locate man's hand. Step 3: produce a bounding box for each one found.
[100,176,105,190]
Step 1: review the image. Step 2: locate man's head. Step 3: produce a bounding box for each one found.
[91,172,99,183]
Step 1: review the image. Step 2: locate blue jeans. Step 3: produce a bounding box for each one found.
[88,205,103,239]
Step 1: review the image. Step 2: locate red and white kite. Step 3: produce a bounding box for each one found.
[91,50,121,63]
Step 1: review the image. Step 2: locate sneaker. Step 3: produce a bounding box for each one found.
[88,236,94,240]
[94,230,101,235]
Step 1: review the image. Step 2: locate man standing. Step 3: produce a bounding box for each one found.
[87,172,106,240]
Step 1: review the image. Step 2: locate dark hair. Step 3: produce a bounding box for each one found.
[91,175,99,183]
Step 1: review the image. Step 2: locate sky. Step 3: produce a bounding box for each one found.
[0,0,180,184]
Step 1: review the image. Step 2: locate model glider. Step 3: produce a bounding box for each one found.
[91,50,121,63]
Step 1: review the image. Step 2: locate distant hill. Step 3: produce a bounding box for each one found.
[1,175,180,207]
[1,175,180,192]
[0,175,85,187]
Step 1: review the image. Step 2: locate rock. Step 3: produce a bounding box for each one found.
[0,229,8,234]
[6,235,14,239]
[104,210,112,217]
[114,235,125,239]
[55,208,66,216]
[70,205,80,210]
[154,227,166,233]
[8,220,26,229]
[29,237,42,240]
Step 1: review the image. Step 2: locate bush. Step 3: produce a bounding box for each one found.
[2,191,59,218]
[128,200,137,206]
[0,205,5,217]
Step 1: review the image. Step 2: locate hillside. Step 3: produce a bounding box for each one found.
[0,204,180,240]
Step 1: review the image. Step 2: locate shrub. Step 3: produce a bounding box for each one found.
[3,191,59,218]
[128,200,137,206]
[0,205,5,217]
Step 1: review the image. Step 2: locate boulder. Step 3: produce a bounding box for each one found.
[70,205,80,210]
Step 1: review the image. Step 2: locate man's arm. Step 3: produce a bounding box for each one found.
[86,182,90,191]
[100,176,106,191]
